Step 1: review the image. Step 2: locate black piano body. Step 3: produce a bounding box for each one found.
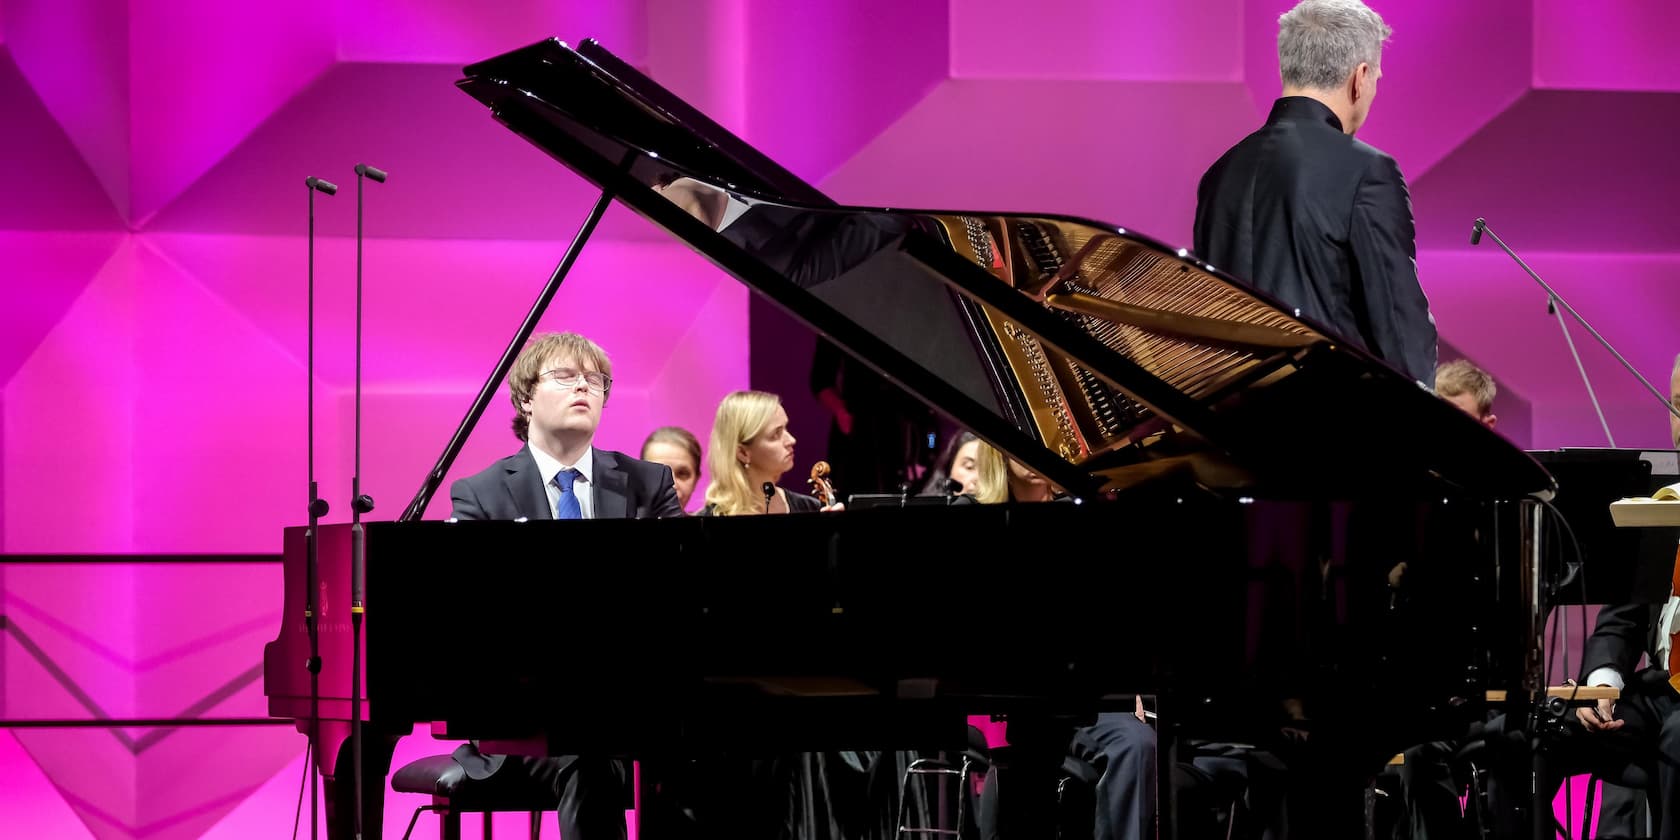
[263,36,1562,836]
[266,491,1536,758]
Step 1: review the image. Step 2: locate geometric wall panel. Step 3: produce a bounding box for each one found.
[822,79,1259,249]
[4,237,142,553]
[1243,0,1533,180]
[1420,250,1680,449]
[1533,0,1680,92]
[2,1,134,223]
[0,230,124,384]
[0,50,123,230]
[126,1,335,225]
[0,733,96,840]
[144,62,663,242]
[4,561,298,840]
[337,0,650,66]
[952,0,1243,81]
[1413,90,1680,254]
[5,1,1680,836]
[737,0,947,184]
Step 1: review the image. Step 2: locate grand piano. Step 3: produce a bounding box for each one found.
[265,38,1560,838]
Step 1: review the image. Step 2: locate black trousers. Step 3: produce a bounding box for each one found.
[323,737,627,840]
[978,714,1156,840]
[1483,674,1679,840]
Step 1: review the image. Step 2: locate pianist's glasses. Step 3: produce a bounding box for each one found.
[539,368,611,394]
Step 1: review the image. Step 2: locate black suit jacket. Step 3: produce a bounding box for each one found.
[1580,602,1666,685]
[447,444,681,779]
[1193,97,1437,384]
[449,445,683,522]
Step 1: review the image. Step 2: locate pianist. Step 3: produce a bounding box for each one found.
[1193,0,1436,386]
[446,330,683,840]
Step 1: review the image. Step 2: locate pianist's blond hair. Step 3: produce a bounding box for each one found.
[508,331,613,441]
[1435,359,1497,418]
[704,390,784,516]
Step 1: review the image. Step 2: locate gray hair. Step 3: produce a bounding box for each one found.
[1278,0,1393,90]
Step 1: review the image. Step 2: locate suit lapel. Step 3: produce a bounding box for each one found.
[593,449,630,520]
[503,447,552,520]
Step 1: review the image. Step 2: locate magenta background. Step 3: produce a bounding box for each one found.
[2,0,1677,837]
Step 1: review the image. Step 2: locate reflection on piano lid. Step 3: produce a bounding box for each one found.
[455,38,1554,503]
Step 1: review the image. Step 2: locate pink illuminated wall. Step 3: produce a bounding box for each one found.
[2,0,1677,837]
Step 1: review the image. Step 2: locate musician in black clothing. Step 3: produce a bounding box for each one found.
[1476,356,1680,840]
[698,390,841,516]
[1193,0,1436,386]
[641,425,704,512]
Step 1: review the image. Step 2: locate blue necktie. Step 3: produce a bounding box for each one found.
[554,469,582,520]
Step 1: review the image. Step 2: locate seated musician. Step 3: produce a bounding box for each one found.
[1367,357,1502,840]
[447,330,683,840]
[962,438,1056,504]
[953,437,1154,840]
[1434,359,1498,429]
[641,425,704,512]
[698,390,843,515]
[1479,354,1680,840]
[1556,353,1680,839]
[920,430,984,496]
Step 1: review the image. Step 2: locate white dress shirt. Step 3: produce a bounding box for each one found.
[529,442,595,520]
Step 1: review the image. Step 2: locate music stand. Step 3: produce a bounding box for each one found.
[1527,448,1678,606]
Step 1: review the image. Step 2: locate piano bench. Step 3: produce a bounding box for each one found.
[393,754,552,840]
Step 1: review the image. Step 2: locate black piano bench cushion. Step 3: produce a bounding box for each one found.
[391,754,562,812]
[392,754,468,798]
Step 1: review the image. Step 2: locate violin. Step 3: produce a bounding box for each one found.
[808,461,838,508]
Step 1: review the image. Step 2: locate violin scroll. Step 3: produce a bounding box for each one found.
[808,461,837,508]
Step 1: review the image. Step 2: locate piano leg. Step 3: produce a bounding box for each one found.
[306,722,397,840]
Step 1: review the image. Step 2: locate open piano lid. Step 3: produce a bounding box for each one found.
[457,38,1554,502]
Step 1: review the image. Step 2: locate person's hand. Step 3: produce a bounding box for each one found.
[1134,695,1148,723]
[1576,697,1622,733]
[820,502,846,513]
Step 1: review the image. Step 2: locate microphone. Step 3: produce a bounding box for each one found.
[762,481,775,514]
[301,169,337,840]
[354,164,388,183]
[1469,218,1485,246]
[944,478,964,496]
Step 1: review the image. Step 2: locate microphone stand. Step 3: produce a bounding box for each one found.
[303,175,337,840]
[348,164,385,840]
[1472,218,1680,443]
